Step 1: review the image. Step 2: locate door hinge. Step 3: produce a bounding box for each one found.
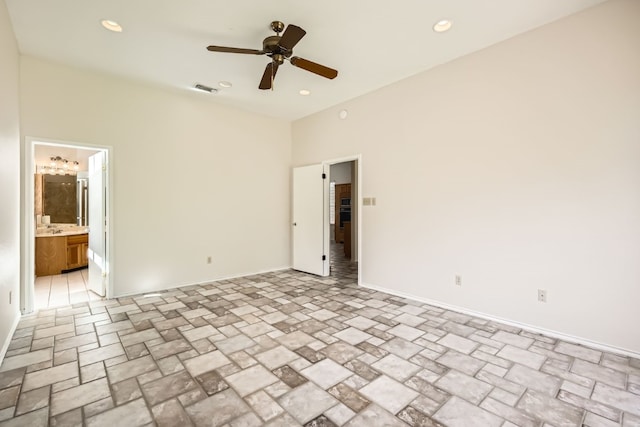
[322,255,326,261]
[322,173,326,179]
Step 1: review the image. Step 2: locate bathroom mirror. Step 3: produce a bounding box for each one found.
[43,174,77,223]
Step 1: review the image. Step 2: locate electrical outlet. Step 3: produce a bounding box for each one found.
[455,275,462,286]
[538,289,547,302]
[207,256,212,264]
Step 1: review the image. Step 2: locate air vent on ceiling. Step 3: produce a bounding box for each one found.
[194,84,218,94]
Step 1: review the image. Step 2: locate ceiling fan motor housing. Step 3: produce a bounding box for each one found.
[263,36,292,62]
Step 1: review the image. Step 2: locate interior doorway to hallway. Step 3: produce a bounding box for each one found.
[289,155,361,283]
[326,156,360,281]
[330,161,356,263]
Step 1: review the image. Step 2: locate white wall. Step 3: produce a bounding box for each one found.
[20,57,292,297]
[0,0,21,361]
[292,0,640,354]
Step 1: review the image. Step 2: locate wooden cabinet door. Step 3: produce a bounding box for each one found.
[334,183,352,243]
[334,184,345,243]
[35,236,66,276]
[66,244,81,270]
[66,233,89,270]
[80,243,89,267]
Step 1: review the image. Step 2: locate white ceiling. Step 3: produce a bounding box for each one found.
[6,0,605,120]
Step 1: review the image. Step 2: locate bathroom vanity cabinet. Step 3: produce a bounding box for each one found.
[36,233,88,276]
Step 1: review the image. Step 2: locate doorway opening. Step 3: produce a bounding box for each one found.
[291,156,361,283]
[325,156,360,284]
[23,138,112,313]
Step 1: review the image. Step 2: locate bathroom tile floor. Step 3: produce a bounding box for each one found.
[1,246,638,426]
[35,268,103,310]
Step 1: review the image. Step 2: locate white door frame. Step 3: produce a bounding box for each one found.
[21,137,114,314]
[322,154,362,285]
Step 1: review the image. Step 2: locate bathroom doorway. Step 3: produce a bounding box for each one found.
[23,138,112,313]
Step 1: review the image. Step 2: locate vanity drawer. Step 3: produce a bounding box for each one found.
[67,233,88,245]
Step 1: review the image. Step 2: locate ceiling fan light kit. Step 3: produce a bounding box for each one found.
[206,20,338,91]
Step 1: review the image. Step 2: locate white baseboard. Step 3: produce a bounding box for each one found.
[360,282,640,360]
[113,265,293,299]
[0,311,22,366]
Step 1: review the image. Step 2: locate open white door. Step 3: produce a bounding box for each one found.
[87,151,106,296]
[293,164,329,276]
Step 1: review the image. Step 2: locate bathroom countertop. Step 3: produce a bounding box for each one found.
[36,227,89,238]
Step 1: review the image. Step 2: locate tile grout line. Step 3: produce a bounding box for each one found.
[2,259,639,426]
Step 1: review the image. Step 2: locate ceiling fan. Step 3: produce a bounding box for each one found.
[206,21,338,90]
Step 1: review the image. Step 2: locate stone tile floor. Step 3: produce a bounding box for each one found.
[1,251,639,426]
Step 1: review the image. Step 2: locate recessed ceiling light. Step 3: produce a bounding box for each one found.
[219,81,232,88]
[194,84,218,94]
[299,89,311,96]
[101,19,123,33]
[433,19,452,33]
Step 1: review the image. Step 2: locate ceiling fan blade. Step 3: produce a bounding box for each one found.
[207,45,264,55]
[290,57,338,79]
[278,24,306,50]
[259,62,279,90]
